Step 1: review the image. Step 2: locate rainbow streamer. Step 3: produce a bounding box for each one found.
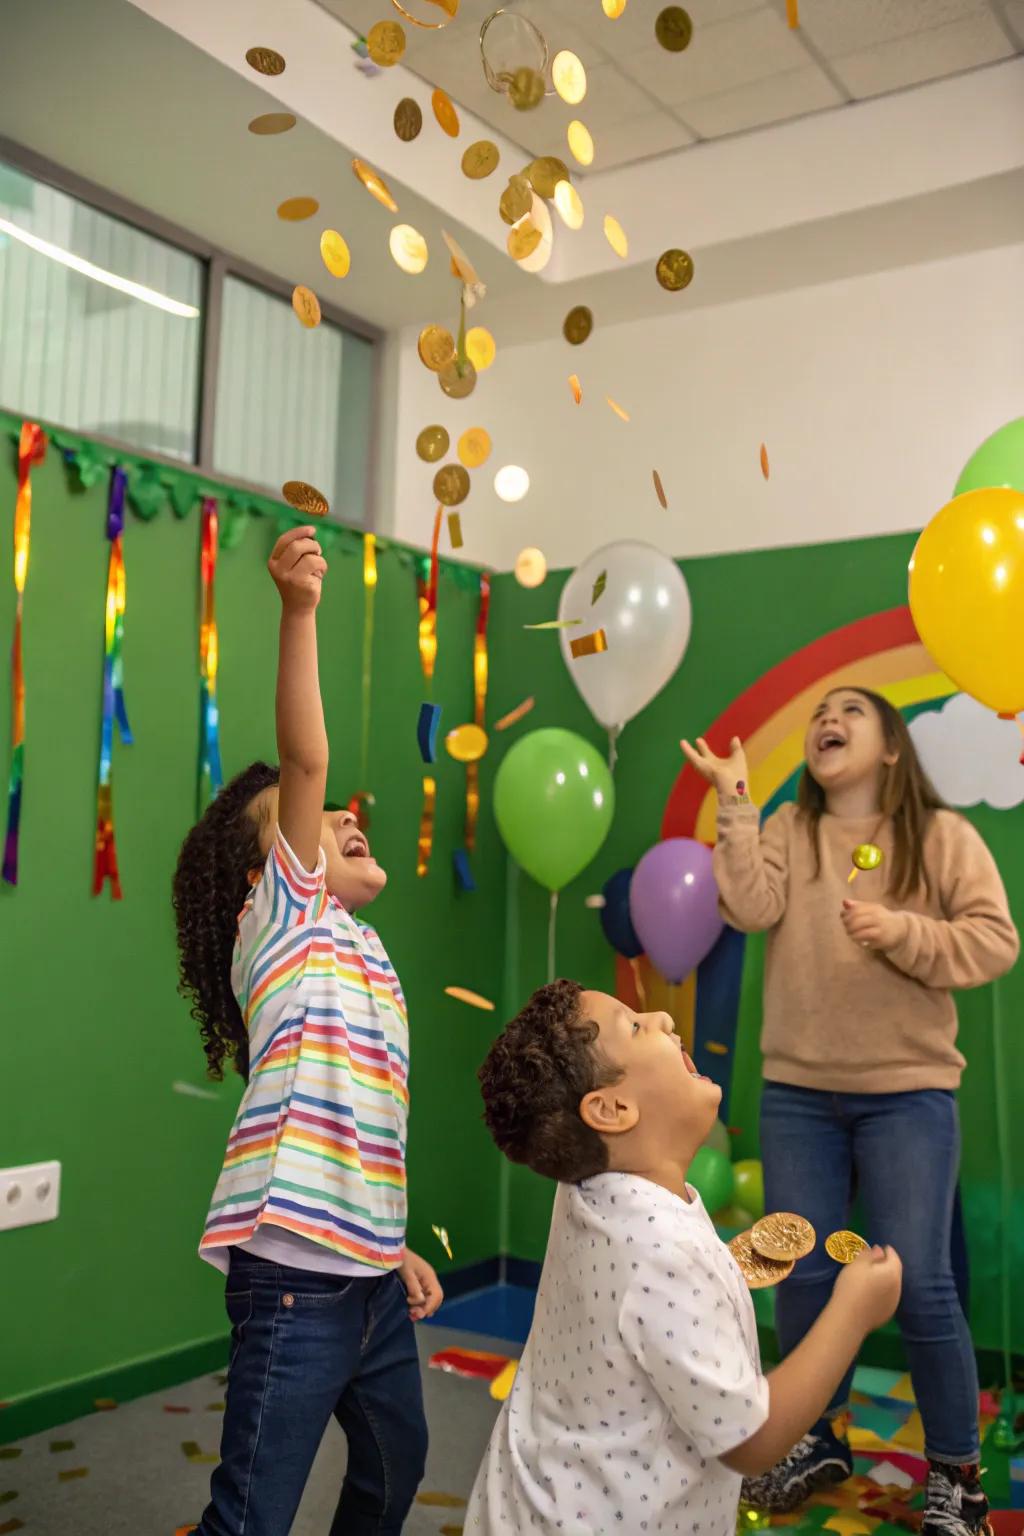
[464,571,490,854]
[197,497,223,814]
[3,422,47,886]
[93,466,133,898]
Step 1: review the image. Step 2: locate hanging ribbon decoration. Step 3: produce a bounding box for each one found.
[347,532,379,834]
[197,497,223,815]
[415,507,443,877]
[93,467,133,898]
[464,571,490,855]
[3,422,47,886]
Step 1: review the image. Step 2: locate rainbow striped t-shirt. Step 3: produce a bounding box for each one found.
[200,829,409,1272]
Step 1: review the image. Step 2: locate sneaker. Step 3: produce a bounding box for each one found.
[740,1419,853,1513]
[920,1462,992,1536]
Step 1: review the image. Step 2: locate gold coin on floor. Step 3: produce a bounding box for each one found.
[751,1212,817,1263]
[728,1230,795,1290]
[825,1230,868,1264]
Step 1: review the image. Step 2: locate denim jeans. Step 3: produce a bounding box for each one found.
[760,1081,980,1462]
[195,1248,428,1536]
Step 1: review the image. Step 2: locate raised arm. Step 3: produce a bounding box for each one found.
[681,734,789,931]
[268,525,328,874]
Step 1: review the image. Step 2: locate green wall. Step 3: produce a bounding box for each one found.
[0,426,503,1427]
[489,534,1024,1359]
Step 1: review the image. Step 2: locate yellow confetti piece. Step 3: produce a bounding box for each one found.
[706,1041,729,1055]
[786,0,799,26]
[444,986,495,1011]
[653,469,668,508]
[447,512,463,550]
[431,1223,454,1260]
[760,442,770,480]
[568,373,582,405]
[441,1526,464,1536]
[49,1439,75,1453]
[606,396,630,422]
[489,1359,519,1401]
[494,697,534,731]
[570,628,608,658]
[57,1468,89,1482]
[524,618,581,630]
[416,1491,467,1508]
[93,1398,117,1411]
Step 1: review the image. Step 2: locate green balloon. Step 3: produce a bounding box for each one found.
[955,417,1024,497]
[701,1117,732,1161]
[494,728,615,892]
[732,1158,765,1222]
[688,1147,734,1214]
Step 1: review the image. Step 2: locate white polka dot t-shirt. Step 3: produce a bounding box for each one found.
[466,1173,769,1535]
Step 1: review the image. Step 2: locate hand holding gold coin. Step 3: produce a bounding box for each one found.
[832,1242,902,1333]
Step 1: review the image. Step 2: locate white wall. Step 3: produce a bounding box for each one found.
[388,241,1024,572]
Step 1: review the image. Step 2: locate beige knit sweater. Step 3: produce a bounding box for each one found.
[713,802,1019,1093]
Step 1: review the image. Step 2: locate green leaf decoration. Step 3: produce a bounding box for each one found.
[591,570,606,605]
[220,501,251,550]
[64,444,108,489]
[168,475,198,519]
[127,464,166,521]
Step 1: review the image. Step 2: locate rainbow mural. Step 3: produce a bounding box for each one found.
[617,607,956,1110]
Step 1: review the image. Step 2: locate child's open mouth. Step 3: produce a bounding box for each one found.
[340,831,373,861]
[815,729,847,754]
[681,1048,708,1080]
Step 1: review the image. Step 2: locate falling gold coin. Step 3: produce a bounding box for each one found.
[245,46,285,75]
[439,359,477,399]
[433,464,471,506]
[458,427,491,469]
[604,214,628,259]
[728,1230,794,1290]
[499,176,533,226]
[568,374,582,405]
[352,159,398,213]
[567,120,595,167]
[291,285,321,328]
[508,66,545,111]
[367,19,406,65]
[445,723,488,763]
[563,306,593,345]
[825,1231,868,1265]
[465,327,496,371]
[514,548,547,588]
[552,49,587,105]
[432,88,460,137]
[391,0,459,24]
[527,156,571,200]
[389,223,429,274]
[653,469,668,508]
[394,97,423,141]
[508,222,542,262]
[554,180,584,230]
[248,112,296,135]
[656,247,694,291]
[277,196,319,222]
[461,140,500,179]
[655,6,693,51]
[282,480,329,516]
[320,229,351,278]
[416,425,449,462]
[751,1213,817,1263]
[418,325,457,372]
[602,0,627,14]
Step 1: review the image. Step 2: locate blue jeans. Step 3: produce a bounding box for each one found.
[760,1082,980,1462]
[196,1249,428,1536]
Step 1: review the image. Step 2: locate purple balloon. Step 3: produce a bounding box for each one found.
[629,838,724,984]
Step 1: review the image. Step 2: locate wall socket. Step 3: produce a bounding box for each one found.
[0,1161,61,1233]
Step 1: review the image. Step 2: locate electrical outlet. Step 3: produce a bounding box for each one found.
[0,1161,61,1233]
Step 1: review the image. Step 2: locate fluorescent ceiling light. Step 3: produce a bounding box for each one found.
[0,217,200,318]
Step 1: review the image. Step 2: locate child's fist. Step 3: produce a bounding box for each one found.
[834,1243,902,1334]
[269,525,327,612]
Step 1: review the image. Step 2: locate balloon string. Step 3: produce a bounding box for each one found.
[547,890,558,983]
[991,980,1017,1423]
[608,725,620,772]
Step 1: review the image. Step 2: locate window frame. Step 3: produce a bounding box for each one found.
[0,133,385,530]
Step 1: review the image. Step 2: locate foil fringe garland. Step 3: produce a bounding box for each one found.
[3,421,47,886]
[464,571,490,856]
[415,508,443,876]
[93,466,133,897]
[197,497,223,814]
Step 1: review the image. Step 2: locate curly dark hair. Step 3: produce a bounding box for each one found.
[478,979,624,1184]
[172,762,280,1081]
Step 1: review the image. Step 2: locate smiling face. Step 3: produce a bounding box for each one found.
[804,688,898,793]
[251,787,387,910]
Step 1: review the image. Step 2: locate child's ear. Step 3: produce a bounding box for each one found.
[580,1088,639,1137]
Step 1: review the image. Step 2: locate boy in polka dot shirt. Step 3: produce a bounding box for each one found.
[466,981,902,1535]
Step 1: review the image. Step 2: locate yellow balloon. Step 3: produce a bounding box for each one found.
[909,486,1024,715]
[445,723,489,763]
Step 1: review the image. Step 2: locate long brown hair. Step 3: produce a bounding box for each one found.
[796,688,947,901]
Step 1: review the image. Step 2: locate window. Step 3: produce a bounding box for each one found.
[0,159,203,461]
[213,275,374,527]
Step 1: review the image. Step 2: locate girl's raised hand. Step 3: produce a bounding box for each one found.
[680,734,749,797]
[268,525,327,613]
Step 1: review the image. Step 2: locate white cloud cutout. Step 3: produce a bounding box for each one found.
[909,694,1024,810]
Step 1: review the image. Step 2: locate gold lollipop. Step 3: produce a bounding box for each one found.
[849,843,883,884]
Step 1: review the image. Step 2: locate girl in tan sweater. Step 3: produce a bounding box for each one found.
[683,686,1018,1536]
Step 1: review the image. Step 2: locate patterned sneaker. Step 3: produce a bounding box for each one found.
[920,1462,992,1536]
[740,1419,853,1513]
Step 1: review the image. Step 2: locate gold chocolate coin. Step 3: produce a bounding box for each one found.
[825,1231,868,1265]
[457,427,491,469]
[465,327,496,371]
[527,156,571,200]
[499,175,533,226]
[563,305,593,345]
[291,285,321,328]
[728,1231,795,1290]
[751,1213,817,1263]
[418,325,457,373]
[245,46,286,75]
[462,140,500,179]
[509,66,545,111]
[367,19,406,65]
[416,425,449,462]
[248,112,296,135]
[433,463,471,506]
[507,222,542,262]
[351,159,399,213]
[432,88,460,137]
[656,248,694,291]
[655,6,693,51]
[438,359,477,399]
[277,197,319,222]
[390,0,458,25]
[282,480,329,517]
[320,229,351,278]
[394,97,423,141]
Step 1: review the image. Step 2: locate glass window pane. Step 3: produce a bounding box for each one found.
[213,275,373,528]
[0,159,203,461]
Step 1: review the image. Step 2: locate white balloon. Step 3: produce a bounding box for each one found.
[558,540,691,733]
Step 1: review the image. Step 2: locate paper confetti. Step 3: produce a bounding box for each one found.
[0,1496,16,1508]
[868,1461,915,1491]
[584,893,607,909]
[494,697,534,731]
[447,511,463,550]
[93,1398,117,1411]
[206,1402,226,1413]
[417,1492,467,1508]
[58,1468,89,1482]
[0,1518,25,1534]
[653,469,668,508]
[181,1441,218,1464]
[706,1041,729,1055]
[432,1223,454,1260]
[786,0,799,26]
[429,1347,511,1382]
[444,986,495,1011]
[0,1453,20,1461]
[568,374,582,405]
[417,701,442,763]
[606,397,630,422]
[452,849,476,891]
[490,1359,518,1401]
[441,1527,465,1536]
[570,629,608,659]
[163,1405,191,1414]
[49,1439,75,1451]
[524,619,581,630]
[591,570,606,605]
[760,443,770,480]
[172,1081,219,1101]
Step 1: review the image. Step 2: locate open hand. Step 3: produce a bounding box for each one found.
[841,900,902,952]
[268,525,327,613]
[680,734,749,797]
[399,1249,444,1322]
[834,1243,902,1333]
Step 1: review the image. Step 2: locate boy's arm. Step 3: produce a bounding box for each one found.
[268,526,328,873]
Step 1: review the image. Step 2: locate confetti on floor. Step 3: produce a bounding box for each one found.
[0,1518,25,1533]
[163,1405,191,1414]
[49,1439,74,1452]
[93,1398,117,1411]
[0,1495,16,1507]
[416,1491,467,1508]
[428,1347,512,1383]
[206,1402,225,1413]
[0,1453,20,1462]
[489,1359,518,1402]
[57,1467,89,1482]
[440,1526,465,1536]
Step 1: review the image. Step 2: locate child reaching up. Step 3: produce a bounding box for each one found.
[173,525,441,1536]
[466,981,902,1536]
[683,687,1018,1532]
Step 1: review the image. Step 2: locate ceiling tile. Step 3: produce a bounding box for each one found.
[624,8,809,107]
[585,109,693,169]
[572,61,661,126]
[798,0,987,57]
[834,12,1013,98]
[1001,0,1024,41]
[683,63,843,138]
